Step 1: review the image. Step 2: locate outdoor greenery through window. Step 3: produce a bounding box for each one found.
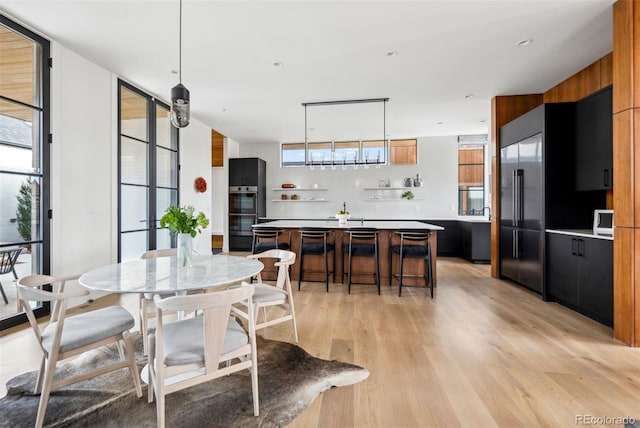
[458,140,485,216]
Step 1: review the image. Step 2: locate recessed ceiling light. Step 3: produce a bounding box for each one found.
[437,122,443,125]
[480,119,487,123]
[171,70,178,75]
[385,50,398,57]
[465,94,474,99]
[273,61,284,67]
[221,108,228,112]
[516,38,533,47]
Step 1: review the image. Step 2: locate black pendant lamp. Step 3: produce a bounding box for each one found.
[171,0,190,128]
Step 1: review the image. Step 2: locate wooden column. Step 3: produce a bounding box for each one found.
[612,0,640,346]
[490,95,543,278]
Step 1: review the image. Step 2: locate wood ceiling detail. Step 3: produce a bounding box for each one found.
[0,25,37,122]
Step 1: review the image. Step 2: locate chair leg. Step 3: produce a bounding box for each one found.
[324,251,329,292]
[375,246,380,295]
[298,251,303,291]
[251,353,260,417]
[35,353,58,428]
[140,297,149,356]
[398,254,404,297]
[123,331,143,398]
[347,248,352,294]
[34,355,46,394]
[0,281,8,304]
[427,244,434,299]
[156,383,166,428]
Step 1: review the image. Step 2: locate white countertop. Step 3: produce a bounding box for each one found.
[546,229,614,241]
[255,219,445,231]
[79,254,264,293]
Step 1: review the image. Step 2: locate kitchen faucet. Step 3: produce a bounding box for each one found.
[483,206,491,219]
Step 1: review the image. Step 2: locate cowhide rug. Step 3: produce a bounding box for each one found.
[0,334,369,427]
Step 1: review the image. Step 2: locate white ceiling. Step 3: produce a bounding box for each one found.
[1,0,614,144]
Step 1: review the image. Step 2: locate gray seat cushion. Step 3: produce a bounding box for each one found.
[253,283,288,303]
[42,306,134,354]
[163,316,248,366]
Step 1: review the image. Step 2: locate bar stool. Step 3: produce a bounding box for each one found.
[298,228,334,292]
[251,227,291,253]
[343,228,380,294]
[390,229,433,298]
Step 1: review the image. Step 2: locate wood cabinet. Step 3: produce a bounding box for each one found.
[211,129,224,167]
[546,232,613,326]
[575,86,613,191]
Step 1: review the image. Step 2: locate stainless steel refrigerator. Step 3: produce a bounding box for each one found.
[500,133,543,293]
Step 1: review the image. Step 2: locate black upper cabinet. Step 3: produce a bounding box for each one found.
[575,86,613,191]
[229,158,266,188]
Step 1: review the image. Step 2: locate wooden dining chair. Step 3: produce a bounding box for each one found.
[17,274,143,428]
[233,249,298,343]
[139,248,178,355]
[143,285,259,428]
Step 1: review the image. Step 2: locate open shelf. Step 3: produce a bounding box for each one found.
[364,198,427,202]
[271,199,328,202]
[363,187,425,190]
[272,188,328,191]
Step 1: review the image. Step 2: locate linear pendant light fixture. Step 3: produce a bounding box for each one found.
[170,0,190,128]
[301,98,389,169]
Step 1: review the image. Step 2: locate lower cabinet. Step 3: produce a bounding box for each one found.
[546,233,613,327]
[459,221,491,263]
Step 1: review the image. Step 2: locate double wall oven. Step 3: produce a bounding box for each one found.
[229,158,266,250]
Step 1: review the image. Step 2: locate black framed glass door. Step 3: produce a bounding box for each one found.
[118,81,178,262]
[0,15,51,329]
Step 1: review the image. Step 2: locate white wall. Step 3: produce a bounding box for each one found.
[44,42,211,306]
[238,136,461,220]
[50,42,114,303]
[178,119,212,256]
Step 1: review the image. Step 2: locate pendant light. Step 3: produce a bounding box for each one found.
[171,0,190,128]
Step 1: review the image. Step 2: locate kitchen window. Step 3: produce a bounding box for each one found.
[458,142,485,216]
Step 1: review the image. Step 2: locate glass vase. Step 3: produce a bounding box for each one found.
[177,233,193,267]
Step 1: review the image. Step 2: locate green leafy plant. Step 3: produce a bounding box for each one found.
[16,179,33,241]
[402,190,414,200]
[159,205,209,237]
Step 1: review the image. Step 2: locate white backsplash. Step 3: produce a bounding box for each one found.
[238,136,485,220]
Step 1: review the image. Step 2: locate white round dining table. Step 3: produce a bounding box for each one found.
[78,254,263,294]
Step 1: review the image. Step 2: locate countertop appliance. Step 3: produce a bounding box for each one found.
[229,158,266,251]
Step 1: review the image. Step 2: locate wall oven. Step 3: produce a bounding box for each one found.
[229,186,260,250]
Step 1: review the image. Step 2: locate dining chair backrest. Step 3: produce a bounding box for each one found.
[141,248,177,259]
[17,274,88,350]
[247,249,295,287]
[0,247,23,275]
[147,285,259,427]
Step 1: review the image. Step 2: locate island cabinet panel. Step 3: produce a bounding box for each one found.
[546,232,613,326]
[261,224,439,288]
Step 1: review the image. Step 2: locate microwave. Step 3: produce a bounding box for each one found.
[593,210,614,236]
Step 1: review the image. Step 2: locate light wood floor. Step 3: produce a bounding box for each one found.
[1,257,639,427]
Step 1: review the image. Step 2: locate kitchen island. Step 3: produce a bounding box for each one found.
[254,220,444,288]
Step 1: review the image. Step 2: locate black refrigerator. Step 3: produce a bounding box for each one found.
[500,132,543,293]
[499,103,606,297]
[228,158,266,251]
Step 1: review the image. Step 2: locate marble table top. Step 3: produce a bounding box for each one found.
[79,254,264,294]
